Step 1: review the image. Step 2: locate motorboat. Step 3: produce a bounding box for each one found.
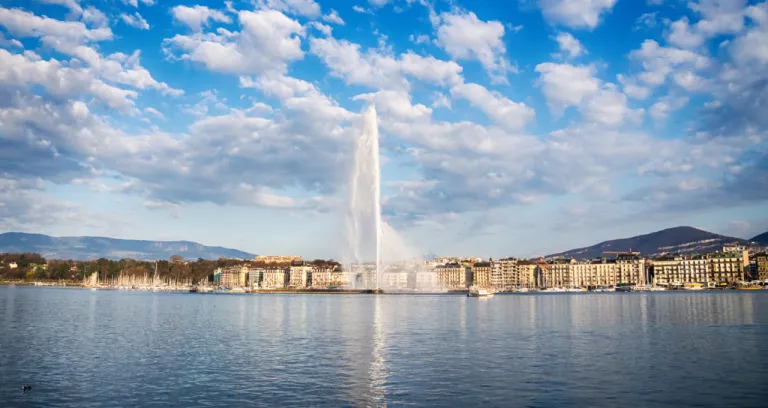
[468,286,494,298]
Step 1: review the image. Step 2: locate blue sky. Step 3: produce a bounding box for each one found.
[1,0,767,259]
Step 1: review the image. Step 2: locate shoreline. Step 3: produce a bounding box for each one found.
[1,282,765,295]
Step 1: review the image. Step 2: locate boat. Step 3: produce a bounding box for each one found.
[189,286,198,293]
[649,286,667,291]
[682,282,706,291]
[567,287,587,292]
[736,285,763,290]
[468,286,494,298]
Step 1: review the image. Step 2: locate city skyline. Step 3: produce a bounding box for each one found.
[1,0,767,260]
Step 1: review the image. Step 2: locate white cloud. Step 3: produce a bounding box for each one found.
[0,32,23,48]
[730,3,768,64]
[537,0,618,30]
[353,90,432,122]
[409,34,430,45]
[629,40,710,87]
[353,5,373,14]
[534,62,600,112]
[164,10,304,75]
[617,74,652,100]
[649,95,689,123]
[323,9,344,25]
[552,32,586,59]
[666,0,749,49]
[434,9,512,83]
[81,6,108,28]
[120,12,150,30]
[309,21,332,36]
[256,0,321,18]
[0,49,139,114]
[581,84,643,127]
[0,7,112,43]
[450,83,535,131]
[309,37,463,89]
[171,5,232,31]
[635,12,658,30]
[145,107,165,120]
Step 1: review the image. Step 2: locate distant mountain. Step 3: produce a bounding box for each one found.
[546,226,746,260]
[750,231,768,245]
[0,232,255,261]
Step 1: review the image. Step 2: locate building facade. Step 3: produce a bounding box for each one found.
[707,252,745,283]
[472,262,492,288]
[261,268,288,289]
[436,263,467,290]
[214,265,248,288]
[289,264,311,288]
[617,254,647,286]
[756,253,768,281]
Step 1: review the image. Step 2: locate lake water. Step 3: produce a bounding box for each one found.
[1,287,767,407]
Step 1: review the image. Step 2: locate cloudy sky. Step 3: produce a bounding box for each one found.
[1,0,766,259]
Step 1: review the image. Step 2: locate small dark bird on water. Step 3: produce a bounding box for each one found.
[21,385,32,393]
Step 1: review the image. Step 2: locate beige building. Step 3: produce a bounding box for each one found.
[544,259,574,288]
[570,260,617,288]
[214,265,248,288]
[681,256,707,283]
[517,261,539,288]
[261,268,288,289]
[311,267,348,288]
[472,262,492,289]
[491,258,519,290]
[652,255,683,286]
[289,264,312,288]
[756,253,768,281]
[617,254,647,286]
[707,252,745,283]
[436,263,467,290]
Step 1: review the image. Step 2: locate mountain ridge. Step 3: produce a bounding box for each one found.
[750,231,768,245]
[0,232,255,261]
[546,226,746,259]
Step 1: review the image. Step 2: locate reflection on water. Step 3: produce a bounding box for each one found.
[1,288,767,407]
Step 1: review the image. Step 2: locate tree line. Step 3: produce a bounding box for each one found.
[0,253,342,281]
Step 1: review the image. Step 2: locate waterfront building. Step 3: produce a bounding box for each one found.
[491,258,519,290]
[756,253,768,281]
[707,252,745,283]
[571,259,616,288]
[214,265,248,288]
[545,258,574,288]
[617,254,647,286]
[472,262,492,289]
[260,268,288,289]
[289,263,312,288]
[435,262,467,290]
[311,266,348,288]
[518,261,538,288]
[652,255,683,286]
[651,255,709,286]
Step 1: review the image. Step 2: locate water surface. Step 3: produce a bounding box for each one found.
[1,287,767,407]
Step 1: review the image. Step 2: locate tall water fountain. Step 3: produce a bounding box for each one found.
[347,106,383,289]
[346,106,423,290]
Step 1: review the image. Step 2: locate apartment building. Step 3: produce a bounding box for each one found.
[261,268,288,289]
[289,263,312,288]
[214,265,248,288]
[707,252,745,283]
[472,262,492,289]
[517,261,538,288]
[436,262,467,290]
[617,254,647,286]
[756,253,768,281]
